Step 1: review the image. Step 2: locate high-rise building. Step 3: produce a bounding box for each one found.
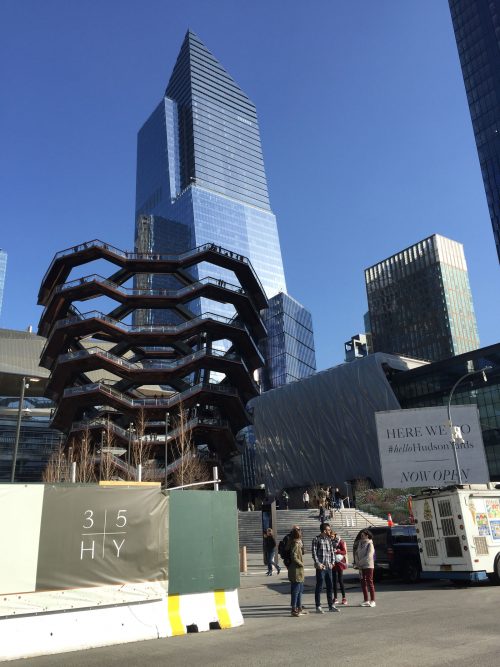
[260,292,316,390]
[135,30,316,388]
[135,31,286,303]
[0,327,62,482]
[0,250,7,320]
[448,0,500,262]
[365,234,479,361]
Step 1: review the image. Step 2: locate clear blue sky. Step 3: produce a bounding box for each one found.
[1,0,499,371]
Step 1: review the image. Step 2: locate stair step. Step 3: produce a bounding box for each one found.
[238,508,388,554]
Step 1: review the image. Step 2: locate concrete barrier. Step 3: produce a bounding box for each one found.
[0,485,243,660]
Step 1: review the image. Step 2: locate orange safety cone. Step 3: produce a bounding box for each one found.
[387,513,394,527]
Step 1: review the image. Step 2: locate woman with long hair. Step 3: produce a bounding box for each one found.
[331,531,348,606]
[288,526,306,617]
[355,530,376,607]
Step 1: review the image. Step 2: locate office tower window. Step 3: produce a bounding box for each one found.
[449,0,500,261]
[365,234,479,361]
[134,31,316,387]
[0,250,7,320]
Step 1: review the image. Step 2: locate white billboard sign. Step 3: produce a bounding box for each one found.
[375,405,489,489]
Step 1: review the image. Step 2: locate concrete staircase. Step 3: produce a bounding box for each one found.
[238,508,388,558]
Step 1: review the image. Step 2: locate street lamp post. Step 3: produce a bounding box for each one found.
[128,422,134,474]
[99,430,104,482]
[11,376,40,483]
[447,366,492,485]
[165,411,170,486]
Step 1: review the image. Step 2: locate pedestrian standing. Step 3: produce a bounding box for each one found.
[355,530,376,607]
[263,528,281,576]
[311,522,339,613]
[281,490,289,510]
[331,531,348,606]
[334,487,345,512]
[303,489,310,509]
[288,527,306,617]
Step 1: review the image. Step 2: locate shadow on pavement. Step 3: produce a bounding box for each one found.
[240,604,295,618]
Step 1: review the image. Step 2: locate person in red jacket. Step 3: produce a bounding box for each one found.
[331,531,348,605]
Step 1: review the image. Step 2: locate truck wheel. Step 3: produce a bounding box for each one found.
[402,560,421,584]
[489,555,500,585]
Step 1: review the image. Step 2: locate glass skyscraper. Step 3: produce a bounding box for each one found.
[448,0,500,262]
[260,292,316,390]
[365,234,479,361]
[135,30,286,300]
[0,250,7,320]
[135,30,316,388]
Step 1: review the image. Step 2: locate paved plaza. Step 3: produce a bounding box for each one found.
[12,558,500,667]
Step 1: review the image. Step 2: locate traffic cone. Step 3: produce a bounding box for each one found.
[387,513,394,527]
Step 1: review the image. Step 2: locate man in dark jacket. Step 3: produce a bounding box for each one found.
[263,528,281,576]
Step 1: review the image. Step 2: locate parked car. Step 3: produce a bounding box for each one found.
[353,525,421,583]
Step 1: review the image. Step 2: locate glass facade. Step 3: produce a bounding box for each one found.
[135,30,286,302]
[449,0,500,262]
[0,396,64,482]
[365,234,479,361]
[134,214,195,326]
[260,292,316,390]
[0,250,7,320]
[249,346,499,494]
[389,344,500,479]
[134,30,316,389]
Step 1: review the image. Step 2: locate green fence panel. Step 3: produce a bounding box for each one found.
[168,490,239,595]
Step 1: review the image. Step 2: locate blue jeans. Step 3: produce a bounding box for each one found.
[291,581,304,609]
[315,566,333,608]
[267,549,279,573]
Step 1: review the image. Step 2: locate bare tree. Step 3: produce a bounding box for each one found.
[131,407,146,466]
[74,425,97,483]
[171,405,210,489]
[129,406,157,480]
[143,458,163,482]
[100,418,117,481]
[42,444,68,483]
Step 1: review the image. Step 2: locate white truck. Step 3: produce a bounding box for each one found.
[412,483,500,584]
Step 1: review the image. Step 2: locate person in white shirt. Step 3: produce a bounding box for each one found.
[302,489,310,509]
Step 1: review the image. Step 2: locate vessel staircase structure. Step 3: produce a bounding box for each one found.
[37,239,268,475]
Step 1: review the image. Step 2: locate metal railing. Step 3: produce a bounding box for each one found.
[57,345,241,371]
[62,380,240,407]
[56,274,247,298]
[70,416,230,443]
[42,239,265,296]
[52,309,247,334]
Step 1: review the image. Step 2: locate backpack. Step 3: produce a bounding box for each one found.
[278,534,292,566]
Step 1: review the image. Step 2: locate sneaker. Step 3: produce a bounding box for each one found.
[369,601,376,607]
[316,606,324,614]
[277,566,281,574]
[360,601,371,607]
[333,599,338,605]
[328,606,340,613]
[341,598,347,606]
[291,609,300,617]
[298,608,308,615]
